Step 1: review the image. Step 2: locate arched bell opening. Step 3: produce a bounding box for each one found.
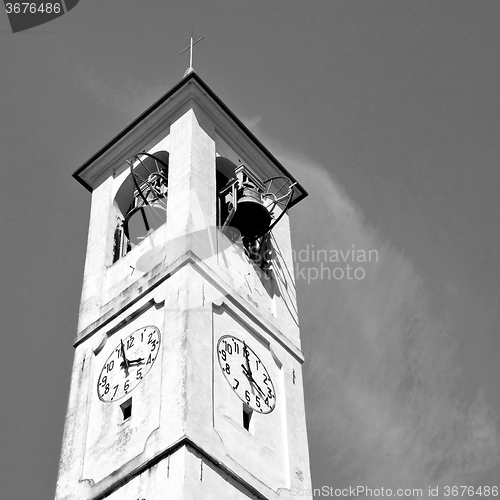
[217,157,272,240]
[217,163,297,276]
[112,151,169,263]
[216,158,277,273]
[216,156,237,230]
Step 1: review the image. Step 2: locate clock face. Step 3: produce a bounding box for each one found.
[97,326,161,403]
[217,335,276,414]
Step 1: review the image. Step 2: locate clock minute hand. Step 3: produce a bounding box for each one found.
[128,357,144,365]
[243,342,252,376]
[241,365,266,399]
[119,340,130,376]
[242,344,265,397]
[241,365,256,396]
[242,343,254,395]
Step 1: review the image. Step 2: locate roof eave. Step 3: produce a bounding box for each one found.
[73,71,308,206]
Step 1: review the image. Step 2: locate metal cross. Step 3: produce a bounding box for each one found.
[180,31,204,71]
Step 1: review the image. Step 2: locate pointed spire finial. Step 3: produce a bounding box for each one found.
[180,31,204,75]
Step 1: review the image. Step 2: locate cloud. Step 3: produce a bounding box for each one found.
[246,121,499,493]
[70,63,165,118]
[242,115,262,130]
[292,158,499,492]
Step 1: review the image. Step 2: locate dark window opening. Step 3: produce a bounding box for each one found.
[113,218,132,263]
[120,398,132,420]
[243,404,253,431]
[216,157,237,231]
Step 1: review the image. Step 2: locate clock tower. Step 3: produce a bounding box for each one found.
[55,70,311,499]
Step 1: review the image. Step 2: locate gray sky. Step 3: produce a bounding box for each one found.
[1,1,499,498]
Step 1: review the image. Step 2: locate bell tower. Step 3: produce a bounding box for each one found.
[55,71,311,499]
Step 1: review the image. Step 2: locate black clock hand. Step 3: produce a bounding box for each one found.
[128,358,144,365]
[243,342,253,376]
[119,340,130,376]
[249,376,266,399]
[241,365,266,399]
[242,342,256,395]
[241,363,255,394]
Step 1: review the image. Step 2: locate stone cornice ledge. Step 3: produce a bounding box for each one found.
[191,257,304,363]
[74,251,304,363]
[90,436,274,500]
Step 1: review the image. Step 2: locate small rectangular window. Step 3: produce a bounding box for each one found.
[120,398,132,420]
[243,404,253,431]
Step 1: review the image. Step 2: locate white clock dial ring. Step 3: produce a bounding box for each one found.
[217,335,276,414]
[97,326,161,403]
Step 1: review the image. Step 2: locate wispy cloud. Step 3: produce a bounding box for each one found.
[292,157,499,492]
[242,115,262,130]
[247,122,500,493]
[70,63,166,118]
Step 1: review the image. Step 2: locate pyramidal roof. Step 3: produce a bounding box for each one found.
[73,71,307,207]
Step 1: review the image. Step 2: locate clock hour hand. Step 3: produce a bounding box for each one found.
[128,357,144,365]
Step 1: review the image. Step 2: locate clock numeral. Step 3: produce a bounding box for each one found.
[146,354,153,365]
[232,378,239,390]
[150,340,157,351]
[224,342,233,355]
[263,374,270,386]
[220,350,227,362]
[111,385,119,400]
[100,376,107,387]
[148,332,154,344]
[233,341,239,354]
[255,396,261,408]
[127,336,135,350]
[104,383,110,395]
[106,360,114,373]
[245,390,251,403]
[255,359,260,371]
[136,368,143,380]
[124,380,130,393]
[225,363,231,375]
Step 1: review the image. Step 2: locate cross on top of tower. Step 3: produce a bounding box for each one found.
[180,31,204,76]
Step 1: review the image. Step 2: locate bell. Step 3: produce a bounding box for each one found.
[123,203,167,245]
[229,182,272,239]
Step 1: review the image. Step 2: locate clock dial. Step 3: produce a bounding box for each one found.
[217,335,276,414]
[97,326,161,403]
